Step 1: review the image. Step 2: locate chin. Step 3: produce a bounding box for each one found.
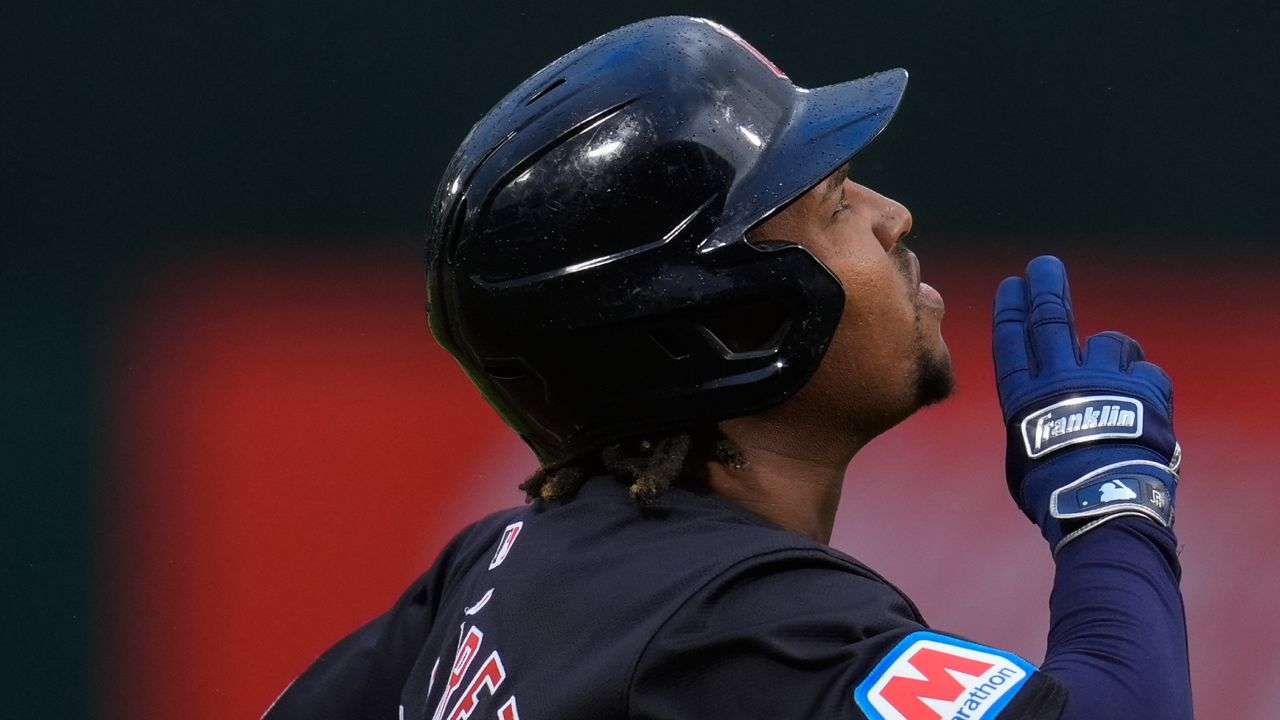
[914,336,955,408]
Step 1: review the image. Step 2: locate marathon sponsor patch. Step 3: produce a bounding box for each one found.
[1020,395,1143,459]
[853,632,1035,720]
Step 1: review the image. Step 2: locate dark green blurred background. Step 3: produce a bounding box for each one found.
[5,1,1277,716]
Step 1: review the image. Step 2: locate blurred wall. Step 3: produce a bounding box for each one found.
[6,0,1279,717]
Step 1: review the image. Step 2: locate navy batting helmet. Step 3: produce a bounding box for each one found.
[426,16,907,466]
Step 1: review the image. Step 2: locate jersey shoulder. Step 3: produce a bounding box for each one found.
[625,504,1065,720]
[405,505,527,598]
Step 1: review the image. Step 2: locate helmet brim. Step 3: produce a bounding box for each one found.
[700,68,909,253]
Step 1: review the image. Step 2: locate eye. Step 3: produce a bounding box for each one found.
[830,187,851,223]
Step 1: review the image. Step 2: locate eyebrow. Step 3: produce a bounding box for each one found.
[821,163,850,204]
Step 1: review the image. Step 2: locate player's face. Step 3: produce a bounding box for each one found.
[750,165,953,437]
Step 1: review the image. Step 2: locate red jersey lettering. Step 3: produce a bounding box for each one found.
[433,626,484,720]
[496,697,520,720]
[445,651,507,720]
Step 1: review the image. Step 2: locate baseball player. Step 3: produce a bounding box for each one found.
[266,17,1190,719]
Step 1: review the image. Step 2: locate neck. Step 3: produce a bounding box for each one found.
[706,412,868,544]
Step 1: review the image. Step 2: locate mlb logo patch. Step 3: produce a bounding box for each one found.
[854,632,1035,720]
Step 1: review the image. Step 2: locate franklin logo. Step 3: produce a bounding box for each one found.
[1020,395,1143,459]
[854,632,1035,720]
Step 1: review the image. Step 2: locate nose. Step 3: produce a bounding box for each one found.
[851,182,913,252]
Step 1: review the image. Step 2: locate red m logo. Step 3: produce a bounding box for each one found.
[879,648,994,720]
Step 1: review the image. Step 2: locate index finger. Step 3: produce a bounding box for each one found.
[993,275,1030,386]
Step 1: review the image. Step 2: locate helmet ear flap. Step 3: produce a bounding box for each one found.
[698,299,793,361]
[747,238,801,252]
[643,293,794,366]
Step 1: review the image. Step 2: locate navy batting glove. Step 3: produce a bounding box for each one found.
[992,256,1180,554]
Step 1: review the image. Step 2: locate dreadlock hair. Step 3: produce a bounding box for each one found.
[519,425,748,505]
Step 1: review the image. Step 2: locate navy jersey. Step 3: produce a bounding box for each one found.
[266,476,1066,719]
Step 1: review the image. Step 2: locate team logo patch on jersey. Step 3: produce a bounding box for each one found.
[1020,395,1143,458]
[489,521,523,570]
[853,632,1035,720]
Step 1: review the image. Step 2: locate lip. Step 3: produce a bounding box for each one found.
[907,250,945,313]
[919,281,945,313]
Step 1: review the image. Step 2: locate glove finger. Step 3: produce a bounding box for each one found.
[992,276,1030,384]
[1084,330,1145,370]
[1130,360,1174,407]
[1025,255,1081,373]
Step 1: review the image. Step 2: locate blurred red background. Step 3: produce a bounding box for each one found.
[104,247,1278,718]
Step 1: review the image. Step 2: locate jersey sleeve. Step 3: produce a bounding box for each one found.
[627,551,1065,720]
[1041,516,1192,719]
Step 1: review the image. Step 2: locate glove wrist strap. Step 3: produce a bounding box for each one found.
[1049,459,1176,525]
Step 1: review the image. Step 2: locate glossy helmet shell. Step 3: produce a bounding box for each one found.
[426,16,907,466]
